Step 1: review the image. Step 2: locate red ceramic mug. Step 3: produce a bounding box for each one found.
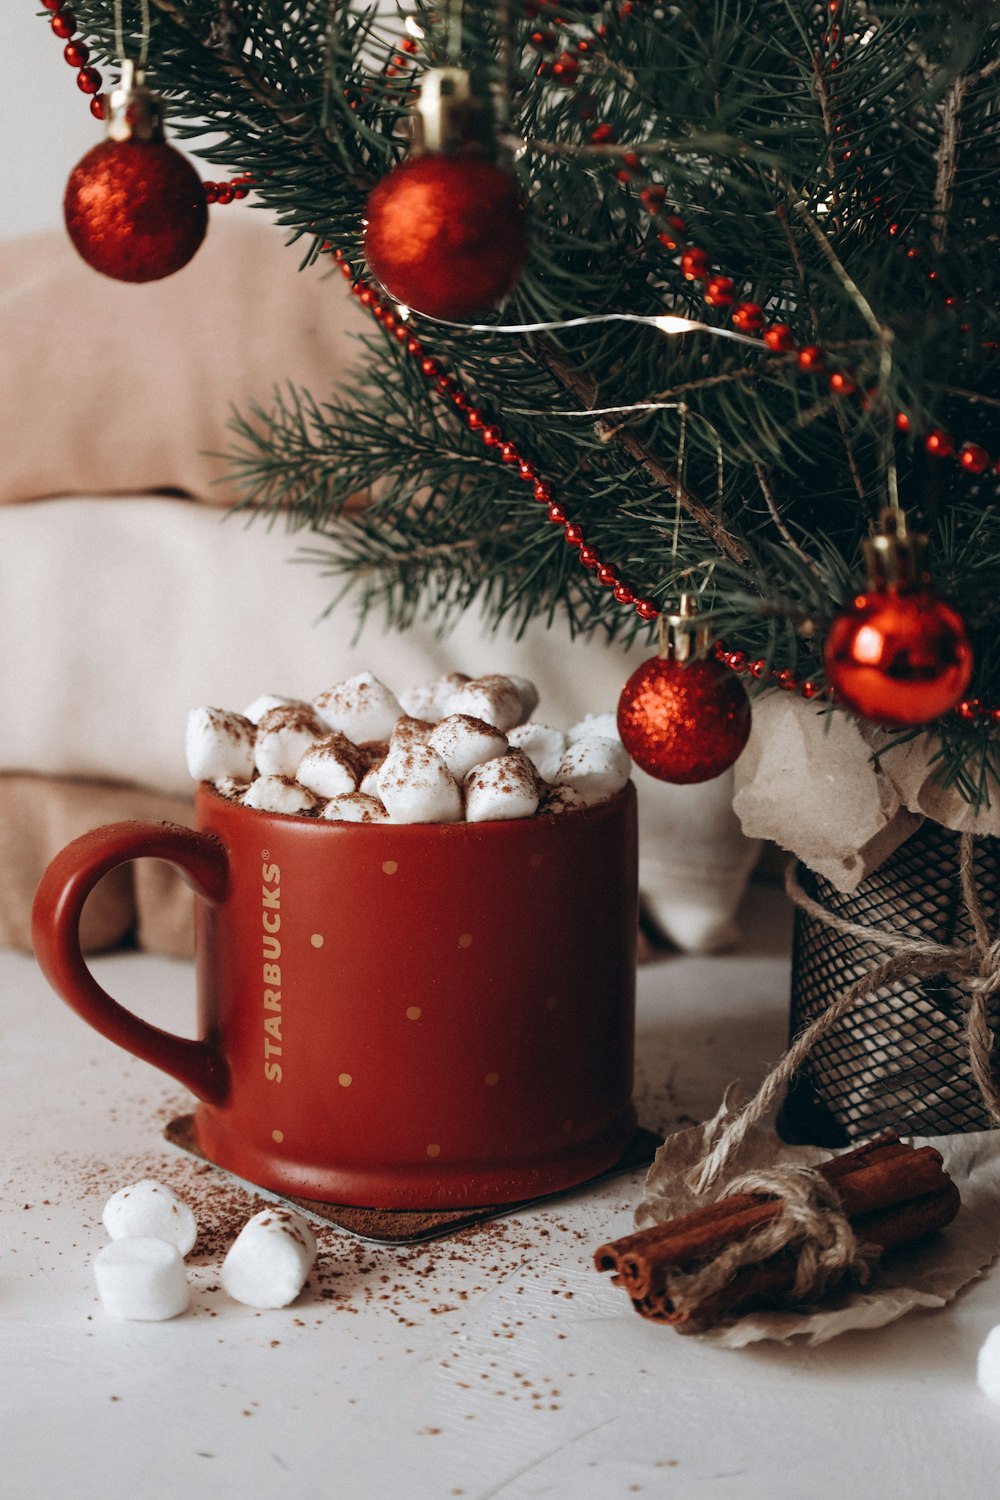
[32,781,638,1209]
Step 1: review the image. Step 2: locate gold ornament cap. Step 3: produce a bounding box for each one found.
[658,593,713,664]
[105,59,165,144]
[410,67,496,157]
[863,507,928,591]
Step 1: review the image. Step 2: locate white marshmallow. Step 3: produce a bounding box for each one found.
[296,733,361,798]
[378,744,463,824]
[507,675,540,720]
[213,776,251,801]
[567,711,620,745]
[243,694,310,725]
[507,722,567,782]
[94,1238,189,1321]
[465,751,540,822]
[538,783,588,815]
[243,775,319,816]
[443,675,524,733]
[554,736,632,804]
[221,1208,317,1309]
[102,1179,197,1256]
[254,705,325,777]
[389,715,437,751]
[359,762,384,797]
[313,672,402,743]
[428,714,508,780]
[321,792,390,824]
[186,707,255,783]
[398,672,469,720]
[978,1326,1000,1403]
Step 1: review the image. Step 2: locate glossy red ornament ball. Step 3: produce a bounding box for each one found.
[617,656,752,784]
[363,154,528,319]
[824,588,973,727]
[64,139,208,282]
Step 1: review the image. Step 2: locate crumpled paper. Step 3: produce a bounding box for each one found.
[635,1102,1000,1348]
[732,691,1000,891]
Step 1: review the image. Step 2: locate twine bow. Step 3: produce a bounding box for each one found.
[672,831,998,1316]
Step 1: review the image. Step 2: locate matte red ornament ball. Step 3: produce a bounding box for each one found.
[363,154,529,320]
[823,587,973,727]
[64,139,208,283]
[616,656,752,784]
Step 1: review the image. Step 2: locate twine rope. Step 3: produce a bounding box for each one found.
[675,831,1000,1316]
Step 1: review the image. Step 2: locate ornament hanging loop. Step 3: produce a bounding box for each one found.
[863,507,928,592]
[104,59,164,144]
[411,67,497,158]
[659,593,712,665]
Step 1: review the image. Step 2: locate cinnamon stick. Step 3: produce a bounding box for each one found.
[594,1135,960,1329]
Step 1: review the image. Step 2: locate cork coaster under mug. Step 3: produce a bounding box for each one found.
[164,1114,661,1244]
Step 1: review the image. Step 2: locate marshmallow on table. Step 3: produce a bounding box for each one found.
[243,775,320,816]
[428,714,508,780]
[254,705,325,777]
[554,736,631,804]
[94,1238,189,1321]
[507,722,567,783]
[443,675,524,733]
[398,672,469,720]
[186,707,255,783]
[296,733,362,798]
[321,792,390,823]
[378,744,463,824]
[102,1179,197,1256]
[465,750,540,822]
[221,1208,317,1309]
[313,672,402,743]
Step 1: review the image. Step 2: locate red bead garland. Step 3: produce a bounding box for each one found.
[44,3,252,201]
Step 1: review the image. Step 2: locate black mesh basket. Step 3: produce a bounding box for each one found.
[776,821,1000,1146]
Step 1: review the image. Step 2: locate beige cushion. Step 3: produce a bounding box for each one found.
[0,216,369,507]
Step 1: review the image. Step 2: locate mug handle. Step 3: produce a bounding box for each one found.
[31,820,231,1105]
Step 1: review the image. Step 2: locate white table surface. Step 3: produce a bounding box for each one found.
[5,877,1000,1500]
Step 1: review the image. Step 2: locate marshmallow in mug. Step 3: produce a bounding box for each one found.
[190,668,632,824]
[313,671,403,743]
[378,743,464,824]
[186,707,255,783]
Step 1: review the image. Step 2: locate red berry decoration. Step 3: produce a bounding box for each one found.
[64,62,206,282]
[617,599,752,783]
[364,153,528,320]
[823,508,973,728]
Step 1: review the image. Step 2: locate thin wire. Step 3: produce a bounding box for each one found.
[411,310,768,350]
[672,403,687,563]
[114,0,151,66]
[446,0,464,62]
[504,400,684,418]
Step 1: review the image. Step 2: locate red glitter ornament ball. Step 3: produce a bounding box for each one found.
[824,587,973,728]
[617,656,752,784]
[363,154,529,319]
[64,139,208,282]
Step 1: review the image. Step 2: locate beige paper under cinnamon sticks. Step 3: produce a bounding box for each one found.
[595,1134,960,1330]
